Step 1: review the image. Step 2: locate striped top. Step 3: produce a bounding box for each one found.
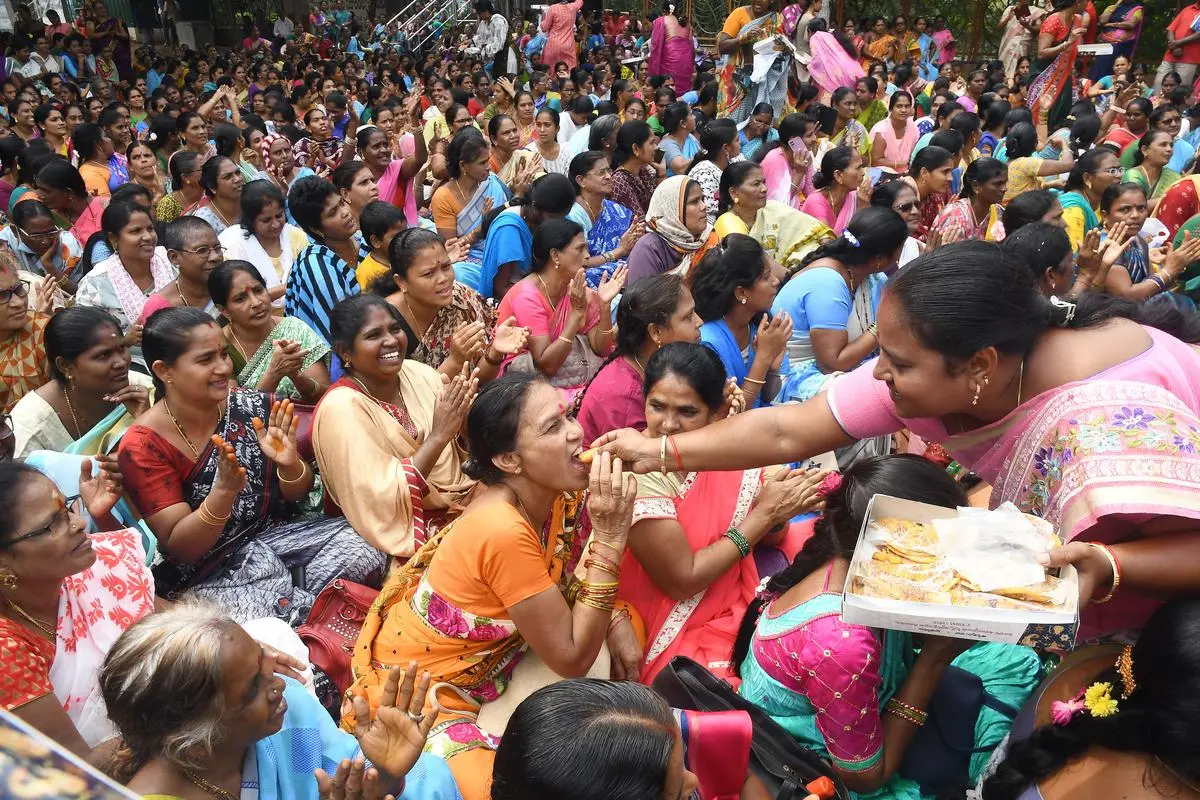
[283,241,370,345]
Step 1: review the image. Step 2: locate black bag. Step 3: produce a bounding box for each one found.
[651,657,852,800]
[897,664,1018,795]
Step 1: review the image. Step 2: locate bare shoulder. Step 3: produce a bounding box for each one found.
[1026,318,1153,393]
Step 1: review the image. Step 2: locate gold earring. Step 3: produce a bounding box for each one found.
[0,569,17,590]
[733,195,739,204]
[970,383,981,406]
[554,257,560,270]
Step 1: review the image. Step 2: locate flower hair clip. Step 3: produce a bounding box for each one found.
[1051,680,1120,726]
[755,576,777,603]
[816,471,844,498]
[842,230,861,248]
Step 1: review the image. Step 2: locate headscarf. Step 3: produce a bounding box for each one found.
[645,174,709,253]
[260,132,291,188]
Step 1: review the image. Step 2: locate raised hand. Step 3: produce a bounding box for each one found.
[316,758,396,800]
[79,455,124,521]
[448,320,488,364]
[756,311,793,363]
[251,398,300,468]
[34,276,57,316]
[211,434,248,495]
[597,266,627,306]
[756,467,830,524]
[491,316,530,355]
[617,219,646,255]
[716,377,746,420]
[567,269,589,314]
[444,236,471,263]
[351,661,436,781]
[1163,231,1200,281]
[104,383,151,418]
[586,450,637,543]
[431,362,479,442]
[856,173,872,205]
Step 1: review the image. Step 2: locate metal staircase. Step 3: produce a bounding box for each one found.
[386,0,477,53]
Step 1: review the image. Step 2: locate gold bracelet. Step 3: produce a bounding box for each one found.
[598,326,613,335]
[584,556,620,578]
[660,434,668,473]
[277,462,309,485]
[885,697,928,726]
[197,498,231,526]
[609,607,631,630]
[743,377,765,386]
[1087,542,1121,604]
[575,594,617,612]
[589,539,623,560]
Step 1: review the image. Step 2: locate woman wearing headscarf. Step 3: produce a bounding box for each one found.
[625,175,716,282]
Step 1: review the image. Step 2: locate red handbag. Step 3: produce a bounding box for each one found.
[297,579,379,694]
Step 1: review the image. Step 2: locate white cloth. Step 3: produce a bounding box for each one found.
[273,17,295,37]
[474,14,509,60]
[218,223,308,307]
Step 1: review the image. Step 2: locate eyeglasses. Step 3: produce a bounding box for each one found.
[5,495,83,547]
[893,200,918,213]
[1095,166,1124,176]
[177,244,225,258]
[16,225,58,242]
[0,280,30,304]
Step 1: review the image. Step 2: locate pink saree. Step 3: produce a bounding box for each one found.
[807,31,865,97]
[801,187,857,234]
[826,325,1200,639]
[622,468,765,686]
[648,16,696,99]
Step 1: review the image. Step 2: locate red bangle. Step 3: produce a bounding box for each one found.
[668,434,684,471]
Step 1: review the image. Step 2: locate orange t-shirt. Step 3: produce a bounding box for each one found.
[1167,4,1200,64]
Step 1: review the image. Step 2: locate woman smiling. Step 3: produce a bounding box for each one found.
[313,294,477,558]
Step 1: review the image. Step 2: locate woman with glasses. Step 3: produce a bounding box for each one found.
[0,200,82,285]
[869,177,923,267]
[1058,147,1123,251]
[567,150,642,286]
[138,216,224,323]
[0,261,55,413]
[188,156,245,237]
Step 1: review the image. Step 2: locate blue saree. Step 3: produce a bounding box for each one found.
[699,318,789,409]
[568,199,635,288]
[462,207,533,300]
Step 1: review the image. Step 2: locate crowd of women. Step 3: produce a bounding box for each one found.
[5,0,1200,798]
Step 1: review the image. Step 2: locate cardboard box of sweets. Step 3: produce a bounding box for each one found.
[840,495,1079,652]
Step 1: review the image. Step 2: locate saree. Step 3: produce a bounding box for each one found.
[828,118,871,157]
[312,366,475,558]
[118,387,386,620]
[456,174,509,266]
[857,100,888,133]
[404,282,497,370]
[1028,13,1081,130]
[747,200,832,268]
[624,467,765,685]
[464,208,532,300]
[496,279,607,400]
[718,8,791,125]
[1123,165,1181,202]
[228,317,329,399]
[761,146,811,210]
[1152,174,1200,238]
[807,31,866,97]
[931,199,1005,241]
[567,198,634,288]
[343,494,591,797]
[1091,1,1143,80]
[827,332,1200,640]
[1057,190,1101,251]
[863,34,898,64]
[699,318,789,409]
[738,590,1040,798]
[0,313,48,414]
[243,680,461,800]
[648,15,696,97]
[801,187,857,235]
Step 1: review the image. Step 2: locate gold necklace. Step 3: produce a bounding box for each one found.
[209,202,232,227]
[4,596,56,640]
[179,766,238,800]
[163,399,201,458]
[62,386,83,438]
[401,293,434,340]
[534,274,561,310]
[582,194,602,221]
[175,278,197,308]
[509,486,535,528]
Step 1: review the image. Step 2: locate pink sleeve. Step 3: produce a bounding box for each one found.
[824,359,906,439]
[804,617,885,771]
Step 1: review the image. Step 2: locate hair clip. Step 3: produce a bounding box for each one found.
[754,576,777,602]
[842,230,861,248]
[816,471,843,497]
[1049,295,1076,326]
[1117,644,1136,700]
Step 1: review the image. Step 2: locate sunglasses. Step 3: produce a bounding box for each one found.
[893,200,918,213]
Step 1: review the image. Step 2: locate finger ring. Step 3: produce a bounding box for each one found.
[406,710,425,723]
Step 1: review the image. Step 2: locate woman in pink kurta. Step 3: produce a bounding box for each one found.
[648,10,696,97]
[540,0,584,70]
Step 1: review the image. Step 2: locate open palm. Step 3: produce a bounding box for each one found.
[350,663,436,781]
[252,398,300,468]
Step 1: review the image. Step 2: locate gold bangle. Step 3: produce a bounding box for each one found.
[743,377,765,386]
[1087,542,1121,604]
[557,335,574,345]
[277,462,309,485]
[598,326,613,335]
[885,697,927,726]
[575,594,617,612]
[585,556,620,578]
[196,498,230,526]
[660,434,667,473]
[609,607,631,630]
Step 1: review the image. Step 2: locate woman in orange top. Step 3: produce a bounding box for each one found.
[344,373,641,800]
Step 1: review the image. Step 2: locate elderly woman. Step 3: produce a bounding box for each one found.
[625,175,712,282]
[259,132,316,196]
[0,259,52,413]
[100,604,461,799]
[117,308,386,621]
[343,373,640,800]
[566,150,642,286]
[154,151,205,224]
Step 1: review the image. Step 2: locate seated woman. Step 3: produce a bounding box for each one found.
[566,150,642,288]
[735,455,1040,797]
[75,203,177,365]
[760,114,819,212]
[870,90,920,174]
[284,176,371,346]
[208,261,331,402]
[11,306,151,458]
[344,374,642,799]
[139,216,223,322]
[1099,182,1200,308]
[870,178,925,267]
[472,173,577,301]
[312,295,476,559]
[687,118,741,225]
[622,342,823,685]
[188,155,245,237]
[217,180,309,304]
[72,123,116,197]
[800,146,869,236]
[117,307,386,621]
[100,604,460,800]
[773,207,907,404]
[907,144,957,241]
[576,273,702,444]
[0,260,52,414]
[1058,148,1124,252]
[430,128,510,272]
[715,161,833,271]
[35,160,109,245]
[487,114,540,199]
[153,150,205,224]
[691,234,790,408]
[610,120,662,218]
[1122,129,1180,202]
[2,199,83,285]
[1002,222,1080,298]
[625,175,711,282]
[333,160,381,222]
[983,599,1200,800]
[0,460,159,753]
[496,218,623,401]
[1002,122,1076,203]
[931,156,1008,241]
[381,228,527,378]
